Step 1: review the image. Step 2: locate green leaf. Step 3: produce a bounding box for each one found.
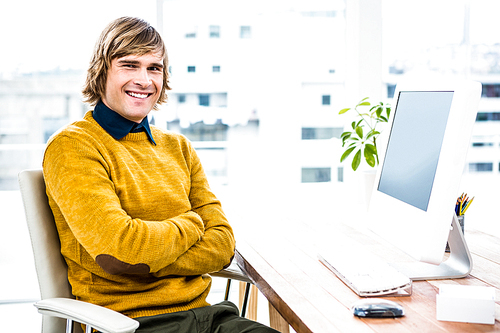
[340,147,356,162]
[351,121,356,129]
[365,153,376,167]
[369,104,380,115]
[364,144,376,167]
[341,133,352,146]
[352,150,361,171]
[355,126,363,138]
[340,131,351,139]
[366,130,380,140]
[365,143,377,155]
[357,97,370,107]
[339,108,351,114]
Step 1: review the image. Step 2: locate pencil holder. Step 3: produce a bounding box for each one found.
[457,215,465,234]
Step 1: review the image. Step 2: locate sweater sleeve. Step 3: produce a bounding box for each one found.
[43,135,205,275]
[152,144,235,277]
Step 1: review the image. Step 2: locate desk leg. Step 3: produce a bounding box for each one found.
[248,284,259,320]
[269,303,290,333]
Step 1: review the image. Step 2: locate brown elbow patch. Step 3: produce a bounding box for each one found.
[96,254,150,275]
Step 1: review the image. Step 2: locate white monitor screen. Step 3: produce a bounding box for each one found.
[377,91,454,211]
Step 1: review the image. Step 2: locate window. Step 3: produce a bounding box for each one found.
[472,142,493,147]
[387,84,396,98]
[185,25,197,38]
[187,66,196,73]
[180,121,228,141]
[212,66,221,73]
[337,167,344,182]
[240,26,251,39]
[476,112,500,121]
[178,94,186,103]
[301,127,343,140]
[209,25,220,38]
[482,84,500,98]
[199,94,210,106]
[322,95,331,105]
[469,162,493,172]
[301,168,331,183]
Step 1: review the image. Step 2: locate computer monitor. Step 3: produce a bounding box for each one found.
[368,77,482,280]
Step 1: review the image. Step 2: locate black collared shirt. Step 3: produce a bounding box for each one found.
[93,101,156,145]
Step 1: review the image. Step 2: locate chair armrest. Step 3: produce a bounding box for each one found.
[210,261,253,284]
[35,298,139,333]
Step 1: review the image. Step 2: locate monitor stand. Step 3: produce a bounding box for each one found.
[389,214,473,281]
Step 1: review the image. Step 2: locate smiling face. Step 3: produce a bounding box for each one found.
[102,52,164,123]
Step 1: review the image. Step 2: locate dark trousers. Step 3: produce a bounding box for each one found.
[134,301,280,333]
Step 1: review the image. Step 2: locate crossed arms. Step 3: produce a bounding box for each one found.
[43,131,235,278]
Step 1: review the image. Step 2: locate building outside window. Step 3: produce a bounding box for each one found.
[301,127,343,140]
[185,25,197,38]
[387,84,396,98]
[199,94,210,106]
[301,167,331,183]
[322,95,331,105]
[180,121,228,142]
[476,112,500,121]
[469,162,493,172]
[240,26,251,38]
[472,142,493,147]
[482,84,500,98]
[209,25,220,38]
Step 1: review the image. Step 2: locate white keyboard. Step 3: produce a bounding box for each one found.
[318,248,412,297]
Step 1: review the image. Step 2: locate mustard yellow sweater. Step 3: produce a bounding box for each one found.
[43,111,235,318]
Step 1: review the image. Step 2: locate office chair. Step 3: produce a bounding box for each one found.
[18,169,253,333]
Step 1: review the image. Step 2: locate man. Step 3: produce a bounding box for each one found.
[43,16,277,332]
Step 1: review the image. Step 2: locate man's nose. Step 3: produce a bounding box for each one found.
[134,68,151,87]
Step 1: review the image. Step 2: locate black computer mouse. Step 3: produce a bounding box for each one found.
[352,298,405,318]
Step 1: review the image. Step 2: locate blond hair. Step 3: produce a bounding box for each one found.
[82,17,171,109]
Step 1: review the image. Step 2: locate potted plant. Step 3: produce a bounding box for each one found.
[339,97,392,171]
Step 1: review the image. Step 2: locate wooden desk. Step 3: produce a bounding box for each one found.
[229,207,500,333]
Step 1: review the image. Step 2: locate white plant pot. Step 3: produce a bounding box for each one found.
[362,169,377,210]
